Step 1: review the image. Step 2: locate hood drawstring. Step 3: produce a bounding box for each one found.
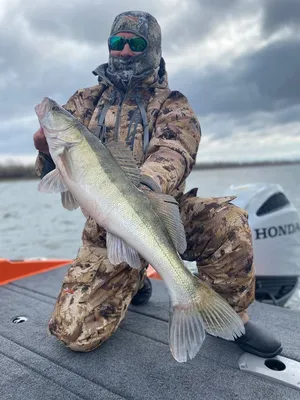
[135,93,150,153]
[96,91,117,143]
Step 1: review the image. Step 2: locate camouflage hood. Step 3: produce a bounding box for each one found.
[103,11,162,92]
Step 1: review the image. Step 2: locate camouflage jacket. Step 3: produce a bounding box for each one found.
[36,61,201,199]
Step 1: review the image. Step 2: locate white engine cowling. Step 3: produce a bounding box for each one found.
[223,183,300,277]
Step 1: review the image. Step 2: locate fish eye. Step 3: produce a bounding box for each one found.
[51,105,59,111]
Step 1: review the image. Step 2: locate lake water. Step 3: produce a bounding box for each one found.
[1,164,300,309]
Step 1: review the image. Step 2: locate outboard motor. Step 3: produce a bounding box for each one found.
[223,183,300,306]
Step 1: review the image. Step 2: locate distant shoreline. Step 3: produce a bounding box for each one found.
[193,159,300,170]
[0,159,299,181]
[0,165,37,181]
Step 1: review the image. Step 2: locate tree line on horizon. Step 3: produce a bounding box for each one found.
[0,159,299,181]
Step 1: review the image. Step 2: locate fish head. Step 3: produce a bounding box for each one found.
[35,97,77,135]
[35,97,83,157]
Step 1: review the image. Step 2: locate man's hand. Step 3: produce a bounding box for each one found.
[33,127,49,154]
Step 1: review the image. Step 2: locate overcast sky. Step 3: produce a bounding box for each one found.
[0,0,299,164]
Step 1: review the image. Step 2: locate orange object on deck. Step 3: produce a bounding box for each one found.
[0,258,162,286]
[147,265,162,280]
[0,258,72,286]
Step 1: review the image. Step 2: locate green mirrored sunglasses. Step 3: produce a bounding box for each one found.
[108,36,148,52]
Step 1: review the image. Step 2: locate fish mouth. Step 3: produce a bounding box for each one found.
[34,97,56,119]
[35,97,54,119]
[35,97,75,138]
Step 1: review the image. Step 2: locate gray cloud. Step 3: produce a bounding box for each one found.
[0,0,167,123]
[6,0,255,54]
[197,104,300,141]
[17,0,255,47]
[262,0,300,36]
[160,0,261,52]
[0,0,299,159]
[20,0,162,45]
[173,38,300,119]
[0,123,35,155]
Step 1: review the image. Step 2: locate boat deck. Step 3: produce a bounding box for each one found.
[1,266,300,400]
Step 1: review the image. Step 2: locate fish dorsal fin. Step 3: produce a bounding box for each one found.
[106,141,140,187]
[38,168,68,193]
[145,191,187,254]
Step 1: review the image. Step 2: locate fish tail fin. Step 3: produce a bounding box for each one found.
[194,278,245,340]
[169,303,206,363]
[169,277,245,363]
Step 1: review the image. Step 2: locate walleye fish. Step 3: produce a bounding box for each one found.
[35,97,245,362]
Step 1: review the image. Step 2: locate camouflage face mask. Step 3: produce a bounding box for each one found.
[106,11,162,90]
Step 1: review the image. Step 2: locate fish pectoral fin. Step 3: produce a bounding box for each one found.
[106,141,140,187]
[145,192,187,254]
[38,168,68,193]
[106,232,141,269]
[61,190,79,210]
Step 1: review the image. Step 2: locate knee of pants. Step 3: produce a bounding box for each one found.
[48,259,143,352]
[220,203,254,267]
[191,202,255,281]
[49,314,121,353]
[183,198,253,259]
[48,296,128,353]
[181,199,256,313]
[215,204,253,268]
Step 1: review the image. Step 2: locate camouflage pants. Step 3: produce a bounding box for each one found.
[48,190,255,351]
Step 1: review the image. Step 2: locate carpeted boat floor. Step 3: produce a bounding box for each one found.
[1,266,299,399]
